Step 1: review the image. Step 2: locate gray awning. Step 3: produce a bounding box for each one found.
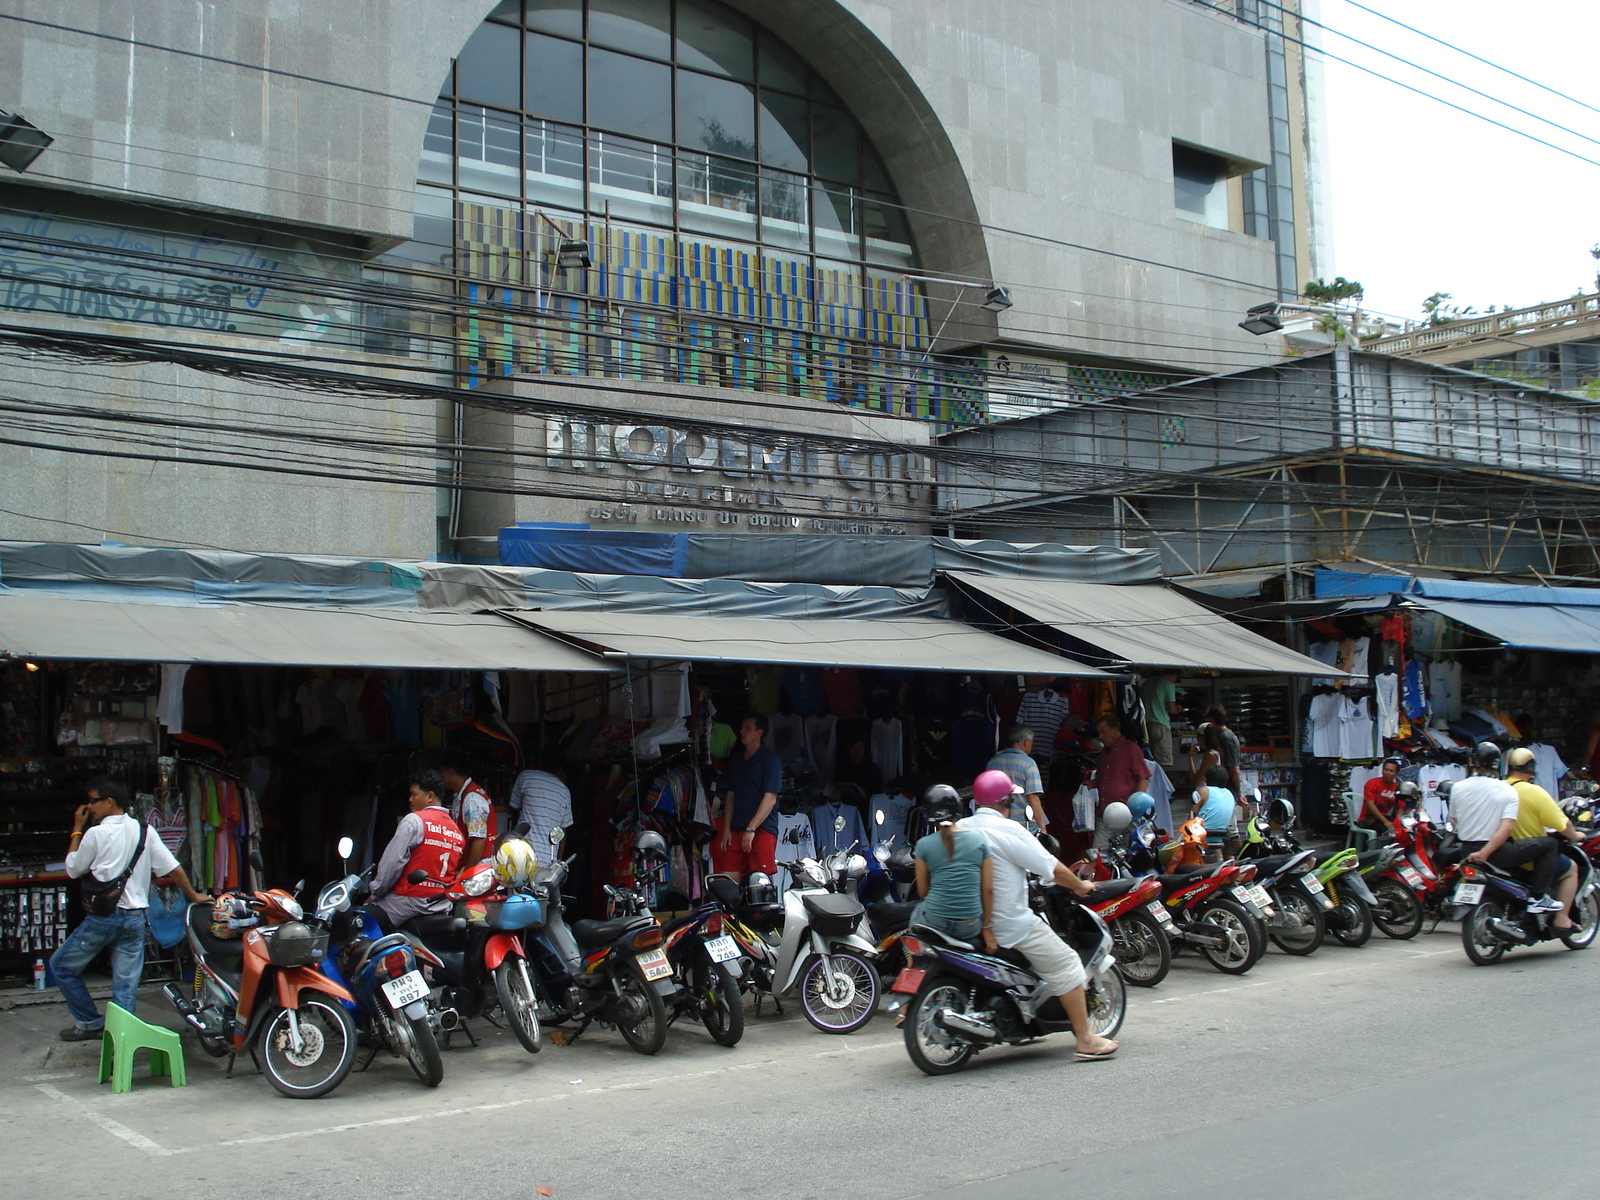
[947,572,1339,675]
[501,609,1106,675]
[0,595,617,671]
[1409,596,1600,654]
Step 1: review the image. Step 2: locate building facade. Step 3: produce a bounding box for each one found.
[0,0,1322,560]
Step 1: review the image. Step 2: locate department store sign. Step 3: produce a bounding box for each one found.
[545,418,926,531]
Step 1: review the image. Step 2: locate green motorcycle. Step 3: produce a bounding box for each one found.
[1310,847,1375,947]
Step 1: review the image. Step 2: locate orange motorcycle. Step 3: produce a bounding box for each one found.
[165,873,358,1099]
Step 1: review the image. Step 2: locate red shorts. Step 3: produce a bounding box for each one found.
[712,823,778,877]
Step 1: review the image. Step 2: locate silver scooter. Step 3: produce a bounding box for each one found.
[768,846,881,1034]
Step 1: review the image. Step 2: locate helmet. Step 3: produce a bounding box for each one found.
[1472,741,1503,771]
[972,769,1018,808]
[1395,780,1422,803]
[492,837,539,889]
[1506,746,1537,774]
[632,830,669,862]
[1435,778,1454,801]
[1100,801,1133,831]
[742,870,779,909]
[210,892,257,939]
[1127,792,1155,820]
[921,783,964,825]
[1267,798,1295,828]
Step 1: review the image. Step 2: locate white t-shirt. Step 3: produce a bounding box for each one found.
[1338,695,1376,760]
[1449,775,1519,842]
[773,812,815,864]
[956,807,1058,948]
[1309,693,1342,759]
[1416,764,1464,824]
[1530,743,1569,799]
[65,813,181,909]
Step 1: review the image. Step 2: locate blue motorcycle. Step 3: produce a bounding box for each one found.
[308,837,446,1087]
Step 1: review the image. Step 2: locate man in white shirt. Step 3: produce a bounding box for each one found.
[1450,742,1564,913]
[509,751,574,860]
[957,773,1119,1061]
[54,776,209,1040]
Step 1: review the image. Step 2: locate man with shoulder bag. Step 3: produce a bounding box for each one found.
[52,776,210,1041]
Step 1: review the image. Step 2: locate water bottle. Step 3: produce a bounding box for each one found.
[32,958,46,990]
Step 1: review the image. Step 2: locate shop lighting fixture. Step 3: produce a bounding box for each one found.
[23,662,39,672]
[981,286,1013,312]
[556,239,592,271]
[0,112,53,173]
[1238,302,1285,336]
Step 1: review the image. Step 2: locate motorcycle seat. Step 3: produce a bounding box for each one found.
[1356,850,1383,869]
[404,913,470,939]
[187,903,247,962]
[1247,853,1296,877]
[570,915,651,948]
[1156,872,1210,893]
[1087,879,1141,901]
[867,900,917,931]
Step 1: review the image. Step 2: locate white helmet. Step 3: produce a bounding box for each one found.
[1101,801,1133,831]
[492,837,539,889]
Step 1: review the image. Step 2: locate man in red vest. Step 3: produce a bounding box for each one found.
[372,768,465,929]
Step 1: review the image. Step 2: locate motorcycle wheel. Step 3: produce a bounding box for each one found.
[1561,892,1600,950]
[614,971,669,1055]
[493,958,542,1054]
[799,952,879,1034]
[694,963,745,1048]
[1111,912,1171,987]
[1371,878,1424,940]
[1462,901,1508,965]
[1085,967,1126,1040]
[260,993,357,1100]
[1269,890,1326,956]
[383,1003,443,1088]
[1330,892,1374,948]
[903,978,977,1076]
[1194,897,1260,975]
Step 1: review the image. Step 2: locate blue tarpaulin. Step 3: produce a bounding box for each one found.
[499,525,689,576]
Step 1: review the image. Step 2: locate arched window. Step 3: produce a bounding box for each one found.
[401,0,978,421]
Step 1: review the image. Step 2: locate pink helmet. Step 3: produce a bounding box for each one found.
[972,769,1019,808]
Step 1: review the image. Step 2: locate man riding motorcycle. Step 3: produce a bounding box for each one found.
[1505,746,1583,932]
[1450,742,1564,917]
[956,769,1119,1062]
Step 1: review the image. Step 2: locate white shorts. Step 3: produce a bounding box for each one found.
[1008,916,1086,995]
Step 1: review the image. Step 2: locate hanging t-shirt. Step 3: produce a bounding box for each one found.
[821,669,863,718]
[870,717,904,784]
[773,812,816,865]
[1016,688,1071,750]
[1530,743,1569,799]
[1338,695,1376,759]
[1374,671,1400,739]
[1402,660,1427,721]
[811,801,868,855]
[870,790,914,850]
[767,712,808,765]
[747,666,784,715]
[1308,693,1343,759]
[782,668,824,716]
[1416,764,1465,824]
[803,714,837,781]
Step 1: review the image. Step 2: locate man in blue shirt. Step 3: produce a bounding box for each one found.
[715,714,782,877]
[1190,751,1238,860]
[986,725,1048,831]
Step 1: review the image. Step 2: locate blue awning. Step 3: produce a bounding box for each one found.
[1410,596,1600,653]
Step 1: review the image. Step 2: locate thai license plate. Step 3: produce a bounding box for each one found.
[636,949,673,981]
[1146,901,1174,926]
[1302,876,1325,894]
[1398,866,1424,888]
[380,969,427,1009]
[1249,885,1274,912]
[892,967,926,994]
[704,935,739,963]
[1453,882,1485,905]
[1232,886,1263,915]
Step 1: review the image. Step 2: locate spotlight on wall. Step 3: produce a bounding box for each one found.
[556,239,593,270]
[0,112,54,173]
[23,662,39,672]
[981,286,1013,312]
[1238,302,1284,336]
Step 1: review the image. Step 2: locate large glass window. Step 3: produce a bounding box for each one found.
[588,48,672,140]
[524,32,584,123]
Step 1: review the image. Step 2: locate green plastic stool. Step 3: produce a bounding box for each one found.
[97,1002,187,1093]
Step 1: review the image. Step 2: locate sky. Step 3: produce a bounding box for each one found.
[1316,0,1599,325]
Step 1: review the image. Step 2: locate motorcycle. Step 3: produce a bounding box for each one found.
[309,836,446,1087]
[1360,841,1428,940]
[1309,846,1377,947]
[399,859,543,1055]
[892,883,1125,1076]
[1454,841,1600,965]
[1380,803,1469,935]
[1084,875,1173,987]
[164,865,358,1099]
[767,844,882,1034]
[521,829,677,1055]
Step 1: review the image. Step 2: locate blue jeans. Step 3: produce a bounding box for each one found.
[909,906,984,943]
[50,908,147,1030]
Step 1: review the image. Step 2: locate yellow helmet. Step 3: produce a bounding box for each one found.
[492,837,539,889]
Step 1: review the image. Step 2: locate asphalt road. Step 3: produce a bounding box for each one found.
[2,926,1594,1200]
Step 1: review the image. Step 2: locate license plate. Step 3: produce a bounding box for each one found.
[1302,876,1324,894]
[704,935,739,964]
[892,967,926,994]
[1398,866,1424,887]
[636,949,673,981]
[1232,886,1261,910]
[1146,901,1174,926]
[380,969,427,1009]
[1249,885,1273,911]
[1453,882,1485,905]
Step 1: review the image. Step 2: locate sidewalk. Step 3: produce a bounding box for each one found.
[0,980,190,1078]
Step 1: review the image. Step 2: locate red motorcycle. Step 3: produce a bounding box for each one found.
[1081,875,1173,987]
[1372,804,1465,938]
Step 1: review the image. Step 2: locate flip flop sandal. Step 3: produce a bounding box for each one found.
[1076,1043,1119,1062]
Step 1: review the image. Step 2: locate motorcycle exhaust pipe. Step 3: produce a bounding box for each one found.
[935,1008,999,1042]
[437,1007,463,1031]
[1490,919,1530,942]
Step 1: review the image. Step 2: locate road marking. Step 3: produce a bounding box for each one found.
[22,1072,81,1082]
[35,1084,175,1157]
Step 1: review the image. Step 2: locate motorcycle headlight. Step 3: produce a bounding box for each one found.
[846,854,868,880]
[873,844,890,864]
[462,870,494,897]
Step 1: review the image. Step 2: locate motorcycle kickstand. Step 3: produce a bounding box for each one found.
[454,1019,480,1048]
[224,1051,236,1079]
[357,1042,382,1072]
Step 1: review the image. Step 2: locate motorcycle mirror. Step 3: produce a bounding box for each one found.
[293,879,305,895]
[406,868,429,885]
[874,808,885,826]
[834,814,846,832]
[550,827,563,846]
[336,836,353,861]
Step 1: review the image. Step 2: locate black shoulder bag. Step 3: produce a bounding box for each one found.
[80,820,149,917]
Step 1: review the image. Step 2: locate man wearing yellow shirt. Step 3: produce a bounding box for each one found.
[1506,747,1583,932]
